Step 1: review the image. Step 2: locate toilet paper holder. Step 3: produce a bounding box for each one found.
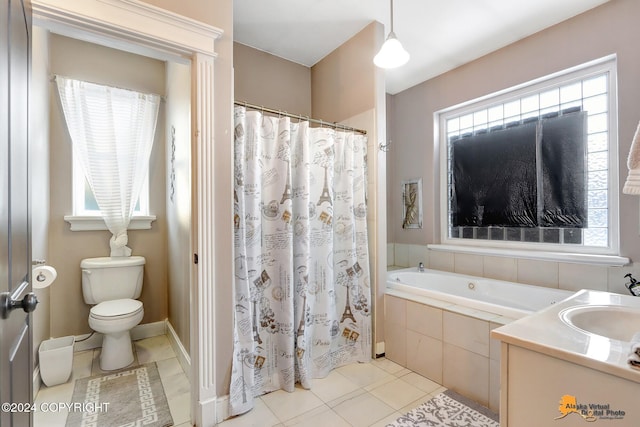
[33,259,48,282]
[32,264,57,289]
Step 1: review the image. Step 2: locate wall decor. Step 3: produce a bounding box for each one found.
[402,178,422,229]
[169,125,176,203]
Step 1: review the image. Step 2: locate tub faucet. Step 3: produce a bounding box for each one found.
[418,262,425,272]
[625,273,640,296]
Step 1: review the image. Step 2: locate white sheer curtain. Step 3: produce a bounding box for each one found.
[56,76,160,256]
[230,106,371,416]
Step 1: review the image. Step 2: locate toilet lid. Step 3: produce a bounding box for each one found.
[90,299,143,319]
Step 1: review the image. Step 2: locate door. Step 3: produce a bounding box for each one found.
[1,0,36,426]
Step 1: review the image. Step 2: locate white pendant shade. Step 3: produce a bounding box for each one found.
[374,32,410,69]
[374,0,409,69]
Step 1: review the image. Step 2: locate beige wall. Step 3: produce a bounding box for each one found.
[142,0,236,397]
[165,62,192,353]
[388,0,640,263]
[311,22,379,123]
[47,34,168,337]
[234,42,311,116]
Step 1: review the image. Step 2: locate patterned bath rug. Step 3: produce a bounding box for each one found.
[386,389,499,427]
[65,362,174,427]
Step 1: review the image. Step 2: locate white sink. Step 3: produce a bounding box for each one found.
[559,305,640,342]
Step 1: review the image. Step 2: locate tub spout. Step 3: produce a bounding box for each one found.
[418,262,425,272]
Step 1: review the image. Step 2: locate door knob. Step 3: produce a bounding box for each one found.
[0,292,39,319]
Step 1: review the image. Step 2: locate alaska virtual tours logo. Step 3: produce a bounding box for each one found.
[555,395,626,422]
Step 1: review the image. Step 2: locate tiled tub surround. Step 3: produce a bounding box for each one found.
[387,243,637,295]
[385,269,574,413]
[388,268,572,319]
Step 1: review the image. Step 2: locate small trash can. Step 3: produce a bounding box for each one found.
[39,336,75,387]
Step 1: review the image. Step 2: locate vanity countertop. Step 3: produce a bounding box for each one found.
[491,289,640,383]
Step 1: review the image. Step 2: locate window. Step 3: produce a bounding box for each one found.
[437,56,619,256]
[72,159,149,216]
[58,76,158,232]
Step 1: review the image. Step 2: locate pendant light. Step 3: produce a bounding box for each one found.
[374,0,410,69]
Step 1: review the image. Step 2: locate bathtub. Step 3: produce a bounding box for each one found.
[387,267,574,319]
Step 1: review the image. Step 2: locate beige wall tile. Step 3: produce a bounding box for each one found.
[489,359,500,413]
[385,295,406,328]
[406,330,442,384]
[483,256,517,282]
[454,253,484,276]
[558,262,608,292]
[408,245,429,269]
[489,322,502,362]
[442,343,489,407]
[406,301,442,340]
[394,244,410,267]
[517,259,559,288]
[428,250,454,272]
[443,312,489,357]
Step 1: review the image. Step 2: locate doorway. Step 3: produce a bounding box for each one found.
[31,0,222,425]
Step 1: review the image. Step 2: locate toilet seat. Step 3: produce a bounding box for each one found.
[90,299,143,321]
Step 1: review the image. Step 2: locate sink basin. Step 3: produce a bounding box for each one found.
[559,305,640,342]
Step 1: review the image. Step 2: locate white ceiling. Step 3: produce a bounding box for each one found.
[233,0,611,95]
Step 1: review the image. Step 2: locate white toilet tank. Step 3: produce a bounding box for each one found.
[81,256,145,304]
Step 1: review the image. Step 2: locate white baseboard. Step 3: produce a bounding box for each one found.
[131,320,167,341]
[166,320,191,377]
[196,395,219,427]
[33,365,41,398]
[72,320,167,352]
[216,395,230,423]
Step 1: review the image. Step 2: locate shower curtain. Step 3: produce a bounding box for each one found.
[230,106,372,416]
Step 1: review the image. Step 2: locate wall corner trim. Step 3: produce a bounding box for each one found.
[32,0,223,61]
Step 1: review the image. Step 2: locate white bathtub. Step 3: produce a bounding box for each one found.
[387,267,574,319]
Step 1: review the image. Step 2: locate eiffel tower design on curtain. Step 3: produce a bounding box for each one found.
[340,282,356,323]
[297,293,307,338]
[252,300,262,344]
[317,165,332,205]
[281,160,291,204]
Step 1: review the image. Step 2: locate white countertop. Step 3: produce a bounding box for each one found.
[491,289,640,383]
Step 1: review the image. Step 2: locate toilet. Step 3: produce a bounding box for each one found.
[81,256,145,371]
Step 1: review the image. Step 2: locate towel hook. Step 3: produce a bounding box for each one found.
[379,140,391,152]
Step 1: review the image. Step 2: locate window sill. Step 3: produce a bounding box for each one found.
[428,244,630,267]
[64,215,156,231]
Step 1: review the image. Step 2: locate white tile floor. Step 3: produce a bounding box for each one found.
[219,358,447,427]
[34,335,192,427]
[35,335,449,427]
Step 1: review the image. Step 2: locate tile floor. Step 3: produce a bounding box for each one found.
[34,335,192,427]
[218,358,447,427]
[35,334,449,427]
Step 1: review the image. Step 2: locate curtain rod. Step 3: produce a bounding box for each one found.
[51,74,166,101]
[234,101,367,135]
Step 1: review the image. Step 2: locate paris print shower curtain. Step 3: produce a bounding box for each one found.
[230,106,371,416]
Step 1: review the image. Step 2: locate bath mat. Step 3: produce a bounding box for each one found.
[65,362,173,427]
[386,389,498,427]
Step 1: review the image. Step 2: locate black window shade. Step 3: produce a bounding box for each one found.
[451,110,587,228]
